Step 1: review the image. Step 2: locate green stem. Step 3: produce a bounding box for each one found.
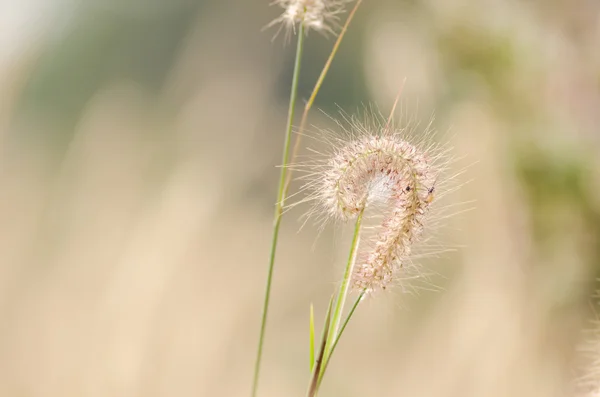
[316,291,365,390]
[251,26,305,397]
[329,290,365,359]
[306,296,334,397]
[322,208,364,372]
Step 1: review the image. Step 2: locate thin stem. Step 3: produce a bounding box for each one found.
[251,25,305,397]
[306,296,334,397]
[330,290,365,358]
[322,208,364,370]
[315,291,365,390]
[284,0,363,194]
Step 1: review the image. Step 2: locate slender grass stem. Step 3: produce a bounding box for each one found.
[322,208,364,371]
[284,0,363,194]
[251,25,305,397]
[306,296,334,397]
[329,290,364,360]
[316,291,364,390]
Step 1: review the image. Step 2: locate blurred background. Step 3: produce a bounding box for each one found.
[1,0,600,396]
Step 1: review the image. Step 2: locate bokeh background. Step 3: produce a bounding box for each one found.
[1,0,600,396]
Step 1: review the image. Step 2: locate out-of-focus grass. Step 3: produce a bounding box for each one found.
[0,1,599,396]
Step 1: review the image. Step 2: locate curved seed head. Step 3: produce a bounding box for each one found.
[291,110,453,293]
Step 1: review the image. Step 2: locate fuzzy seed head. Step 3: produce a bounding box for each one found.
[291,110,454,294]
[322,136,432,221]
[322,134,435,292]
[267,0,351,37]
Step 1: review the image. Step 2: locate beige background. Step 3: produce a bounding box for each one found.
[0,1,599,396]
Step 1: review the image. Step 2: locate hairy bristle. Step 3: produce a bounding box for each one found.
[289,108,456,294]
[578,298,600,396]
[266,0,352,38]
[579,330,600,396]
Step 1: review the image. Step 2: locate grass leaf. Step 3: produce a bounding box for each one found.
[306,296,334,397]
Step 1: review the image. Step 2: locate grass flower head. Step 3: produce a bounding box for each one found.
[267,0,352,38]
[291,109,457,293]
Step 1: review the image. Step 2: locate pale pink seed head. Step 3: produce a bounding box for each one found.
[315,133,436,292]
[291,109,452,294]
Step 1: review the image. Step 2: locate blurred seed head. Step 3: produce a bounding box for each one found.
[266,0,352,39]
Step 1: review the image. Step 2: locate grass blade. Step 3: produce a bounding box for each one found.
[317,291,365,388]
[251,24,305,397]
[307,296,334,397]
